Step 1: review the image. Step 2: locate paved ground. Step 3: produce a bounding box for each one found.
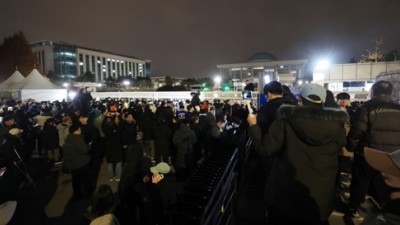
[8,157,119,225]
[8,157,369,225]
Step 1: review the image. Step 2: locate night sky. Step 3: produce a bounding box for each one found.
[0,0,399,78]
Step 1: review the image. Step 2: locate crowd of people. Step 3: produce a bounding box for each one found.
[244,80,400,225]
[0,88,246,225]
[0,80,400,225]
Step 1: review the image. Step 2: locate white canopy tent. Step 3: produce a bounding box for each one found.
[4,69,67,102]
[0,70,25,90]
[0,70,26,99]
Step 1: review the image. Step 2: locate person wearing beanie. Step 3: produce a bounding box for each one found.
[247,83,348,224]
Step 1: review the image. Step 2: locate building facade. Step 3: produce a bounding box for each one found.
[313,61,400,92]
[32,40,151,82]
[217,52,308,90]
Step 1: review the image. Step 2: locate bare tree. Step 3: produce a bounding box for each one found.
[360,36,385,62]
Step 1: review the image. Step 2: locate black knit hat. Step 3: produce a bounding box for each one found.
[263,81,283,95]
[69,124,80,134]
[336,92,351,100]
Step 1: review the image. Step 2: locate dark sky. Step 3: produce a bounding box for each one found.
[1,0,399,78]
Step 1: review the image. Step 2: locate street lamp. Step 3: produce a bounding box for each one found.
[315,59,330,70]
[123,80,130,91]
[214,76,222,84]
[213,76,222,91]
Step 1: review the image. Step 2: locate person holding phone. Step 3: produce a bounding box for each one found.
[142,162,175,225]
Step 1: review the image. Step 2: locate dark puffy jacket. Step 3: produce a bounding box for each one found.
[347,96,400,154]
[42,123,59,150]
[102,116,124,163]
[121,121,137,146]
[249,105,348,223]
[63,134,90,170]
[257,97,285,135]
[173,124,196,168]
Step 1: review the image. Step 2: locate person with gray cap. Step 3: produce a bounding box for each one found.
[247,83,348,225]
[346,80,400,218]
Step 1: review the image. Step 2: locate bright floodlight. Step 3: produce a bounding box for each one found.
[68,91,77,99]
[214,76,222,84]
[123,80,130,86]
[315,60,330,70]
[263,75,270,83]
[298,80,303,85]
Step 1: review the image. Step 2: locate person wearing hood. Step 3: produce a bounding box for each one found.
[247,83,348,225]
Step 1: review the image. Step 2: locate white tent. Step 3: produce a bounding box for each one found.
[5,69,67,102]
[0,70,25,90]
[0,70,26,99]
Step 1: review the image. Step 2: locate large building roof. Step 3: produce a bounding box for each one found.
[248,52,277,62]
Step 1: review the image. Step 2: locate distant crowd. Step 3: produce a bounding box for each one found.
[0,80,400,225]
[0,88,248,225]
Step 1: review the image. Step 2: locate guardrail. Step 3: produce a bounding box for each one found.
[171,147,238,225]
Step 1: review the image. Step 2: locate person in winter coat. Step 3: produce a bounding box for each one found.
[63,124,94,198]
[56,116,72,150]
[360,147,400,225]
[141,105,156,160]
[0,116,18,151]
[102,107,124,182]
[42,118,60,163]
[0,128,27,187]
[189,115,203,164]
[248,83,348,225]
[121,113,142,165]
[173,119,197,181]
[190,92,200,107]
[153,116,172,163]
[142,162,176,225]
